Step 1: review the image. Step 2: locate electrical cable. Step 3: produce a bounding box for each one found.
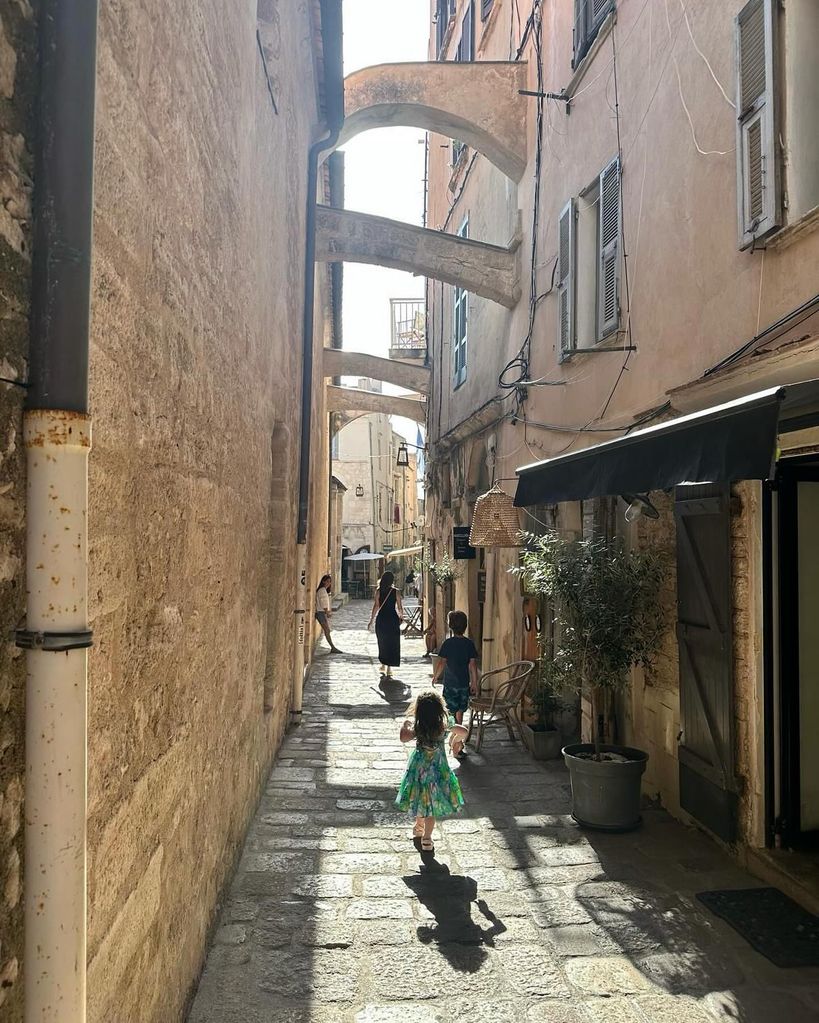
[663,0,734,158]
[676,0,736,109]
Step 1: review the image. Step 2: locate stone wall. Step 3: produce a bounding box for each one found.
[0,1,37,1018]
[731,481,766,847]
[84,2,328,1021]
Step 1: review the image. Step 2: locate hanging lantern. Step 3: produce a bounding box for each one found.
[468,482,522,547]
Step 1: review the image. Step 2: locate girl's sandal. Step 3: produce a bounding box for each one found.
[412,824,423,851]
[420,837,434,853]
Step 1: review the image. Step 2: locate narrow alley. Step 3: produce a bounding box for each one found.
[187,603,819,1023]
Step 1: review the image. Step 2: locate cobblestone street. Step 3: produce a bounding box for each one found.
[187,602,819,1023]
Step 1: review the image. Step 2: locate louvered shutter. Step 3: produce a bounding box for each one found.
[735,0,780,248]
[557,199,576,355]
[482,0,494,21]
[462,1,474,61]
[598,157,620,340]
[591,0,612,31]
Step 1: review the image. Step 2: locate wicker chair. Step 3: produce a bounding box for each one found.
[466,660,535,752]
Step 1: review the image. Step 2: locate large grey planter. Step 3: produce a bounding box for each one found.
[521,722,562,760]
[562,743,648,831]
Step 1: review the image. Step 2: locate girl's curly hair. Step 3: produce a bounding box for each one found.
[411,690,447,749]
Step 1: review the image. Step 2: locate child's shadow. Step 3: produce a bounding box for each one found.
[403,865,506,973]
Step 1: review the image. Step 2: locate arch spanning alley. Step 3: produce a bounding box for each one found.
[337,62,529,182]
[316,207,520,309]
[323,348,430,394]
[327,385,426,426]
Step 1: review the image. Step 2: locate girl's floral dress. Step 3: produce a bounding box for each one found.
[395,729,464,818]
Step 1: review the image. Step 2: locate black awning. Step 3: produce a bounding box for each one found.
[514,381,819,508]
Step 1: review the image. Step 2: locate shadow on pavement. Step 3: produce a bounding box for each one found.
[403,863,506,972]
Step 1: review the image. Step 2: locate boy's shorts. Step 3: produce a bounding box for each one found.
[442,683,470,716]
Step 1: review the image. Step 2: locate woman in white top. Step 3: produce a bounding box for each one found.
[316,575,341,654]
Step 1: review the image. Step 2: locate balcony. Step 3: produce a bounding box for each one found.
[390,298,426,362]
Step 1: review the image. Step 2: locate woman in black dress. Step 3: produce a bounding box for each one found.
[369,571,404,677]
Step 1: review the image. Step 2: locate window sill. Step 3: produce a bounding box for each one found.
[565,10,615,103]
[768,204,819,252]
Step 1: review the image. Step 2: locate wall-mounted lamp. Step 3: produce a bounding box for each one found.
[355,483,364,498]
[395,438,425,469]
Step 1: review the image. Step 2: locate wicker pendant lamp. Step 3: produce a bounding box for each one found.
[469,482,522,547]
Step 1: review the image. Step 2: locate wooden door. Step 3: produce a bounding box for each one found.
[521,597,541,662]
[675,484,738,842]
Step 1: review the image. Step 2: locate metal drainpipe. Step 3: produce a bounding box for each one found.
[15,2,98,1021]
[292,0,344,721]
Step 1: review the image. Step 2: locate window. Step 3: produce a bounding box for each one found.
[481,0,494,21]
[453,217,469,387]
[736,0,780,247]
[573,0,615,68]
[558,157,621,356]
[435,0,458,58]
[735,0,819,247]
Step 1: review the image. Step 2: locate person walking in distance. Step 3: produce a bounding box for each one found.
[315,574,341,654]
[396,690,467,854]
[369,570,403,677]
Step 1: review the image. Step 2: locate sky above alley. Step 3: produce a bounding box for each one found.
[340,1,429,444]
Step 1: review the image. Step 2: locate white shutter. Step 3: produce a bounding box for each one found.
[736,0,780,248]
[557,199,576,355]
[598,156,620,340]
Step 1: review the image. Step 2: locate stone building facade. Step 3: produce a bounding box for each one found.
[0,1,341,1020]
[417,0,819,905]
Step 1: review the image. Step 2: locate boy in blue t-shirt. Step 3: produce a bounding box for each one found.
[433,611,479,752]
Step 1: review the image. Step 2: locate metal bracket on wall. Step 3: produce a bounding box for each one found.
[14,628,94,651]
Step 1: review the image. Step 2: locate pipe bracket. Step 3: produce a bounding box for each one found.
[15,628,93,651]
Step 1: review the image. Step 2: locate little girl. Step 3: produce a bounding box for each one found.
[395,690,467,853]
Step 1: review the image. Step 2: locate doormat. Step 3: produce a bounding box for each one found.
[696,887,819,968]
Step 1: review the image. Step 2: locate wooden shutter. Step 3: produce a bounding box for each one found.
[735,0,780,247]
[675,485,738,843]
[591,0,612,31]
[598,156,620,340]
[461,1,474,62]
[557,199,576,356]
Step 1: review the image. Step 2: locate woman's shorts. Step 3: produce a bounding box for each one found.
[316,611,329,627]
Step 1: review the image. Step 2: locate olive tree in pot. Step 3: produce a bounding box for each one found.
[513,531,667,830]
[520,657,564,760]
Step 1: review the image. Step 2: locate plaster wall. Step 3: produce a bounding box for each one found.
[0,2,37,1016]
[84,2,331,1021]
[427,0,819,455]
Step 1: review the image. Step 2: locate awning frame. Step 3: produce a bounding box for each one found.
[514,381,819,509]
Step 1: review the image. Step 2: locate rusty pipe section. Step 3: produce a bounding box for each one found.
[23,410,91,1021]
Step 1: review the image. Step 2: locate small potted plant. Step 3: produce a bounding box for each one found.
[520,657,564,760]
[513,531,667,830]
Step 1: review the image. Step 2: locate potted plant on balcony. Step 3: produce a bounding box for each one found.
[513,531,667,830]
[520,656,564,760]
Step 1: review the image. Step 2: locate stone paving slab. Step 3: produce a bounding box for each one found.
[187,601,819,1023]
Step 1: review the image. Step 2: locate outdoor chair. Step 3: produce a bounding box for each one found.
[466,660,535,752]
